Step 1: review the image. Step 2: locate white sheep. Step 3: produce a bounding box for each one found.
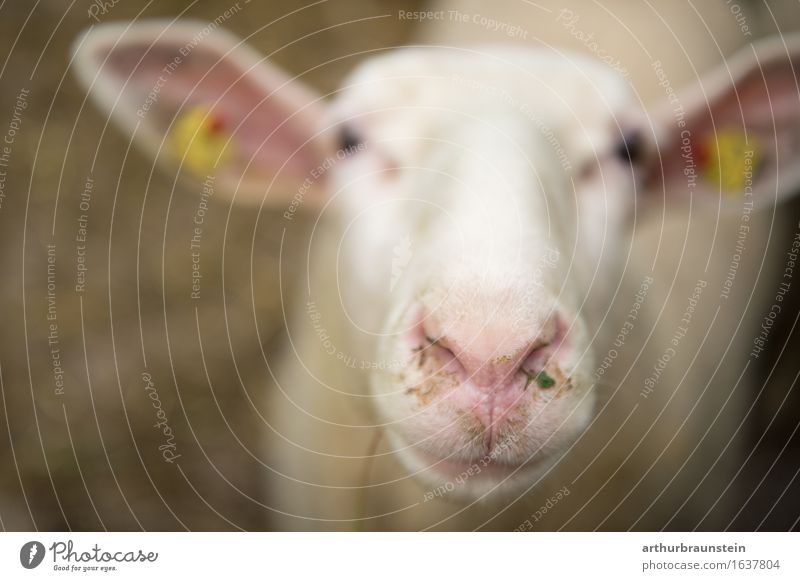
[72,10,800,530]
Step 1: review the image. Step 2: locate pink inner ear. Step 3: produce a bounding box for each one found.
[699,61,800,135]
[651,59,800,198]
[728,62,799,125]
[103,43,319,178]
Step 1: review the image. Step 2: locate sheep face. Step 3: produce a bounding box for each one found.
[322,48,638,498]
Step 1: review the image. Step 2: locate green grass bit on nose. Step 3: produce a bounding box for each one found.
[536,370,555,389]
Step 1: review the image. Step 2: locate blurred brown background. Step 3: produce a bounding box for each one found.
[0,0,797,531]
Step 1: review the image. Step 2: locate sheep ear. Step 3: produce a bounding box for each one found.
[644,35,800,208]
[71,20,335,206]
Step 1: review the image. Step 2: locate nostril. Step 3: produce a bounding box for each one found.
[424,333,465,372]
[520,366,556,390]
[424,332,447,356]
[520,337,552,366]
[409,313,465,373]
[518,317,567,389]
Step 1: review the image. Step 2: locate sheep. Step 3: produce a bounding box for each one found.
[71,11,800,530]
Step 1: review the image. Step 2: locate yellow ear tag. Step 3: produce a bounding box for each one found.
[699,129,760,195]
[169,106,232,173]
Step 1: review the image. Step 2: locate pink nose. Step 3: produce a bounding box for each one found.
[410,308,567,452]
[421,312,562,391]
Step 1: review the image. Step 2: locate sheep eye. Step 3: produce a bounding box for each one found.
[339,127,363,155]
[615,131,643,164]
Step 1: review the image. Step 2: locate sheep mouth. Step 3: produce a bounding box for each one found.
[408,445,541,485]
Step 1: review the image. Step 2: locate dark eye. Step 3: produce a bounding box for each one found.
[339,126,363,155]
[615,131,643,164]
